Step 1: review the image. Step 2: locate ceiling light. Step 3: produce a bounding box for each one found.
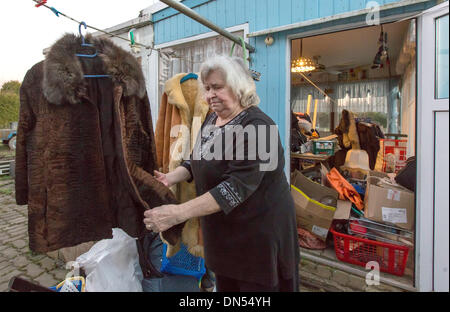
[291,57,317,73]
[291,39,317,73]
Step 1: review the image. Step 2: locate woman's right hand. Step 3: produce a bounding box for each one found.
[154,170,172,187]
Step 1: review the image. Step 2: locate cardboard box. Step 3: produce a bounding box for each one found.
[334,200,352,220]
[291,170,339,206]
[291,170,339,241]
[364,171,415,230]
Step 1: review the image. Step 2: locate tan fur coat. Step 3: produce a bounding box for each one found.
[155,73,210,257]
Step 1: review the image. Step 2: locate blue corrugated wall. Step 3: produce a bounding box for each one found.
[153,0,436,148]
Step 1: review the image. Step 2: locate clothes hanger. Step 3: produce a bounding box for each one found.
[76,22,97,58]
[230,37,261,81]
[180,73,198,83]
[75,22,110,78]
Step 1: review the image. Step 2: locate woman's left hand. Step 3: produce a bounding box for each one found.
[143,204,185,233]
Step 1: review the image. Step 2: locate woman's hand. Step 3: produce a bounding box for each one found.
[154,170,172,187]
[143,204,185,233]
[154,166,192,188]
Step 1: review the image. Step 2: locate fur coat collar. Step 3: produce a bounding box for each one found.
[163,73,210,154]
[43,33,146,105]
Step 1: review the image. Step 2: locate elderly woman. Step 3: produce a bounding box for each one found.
[144,56,299,292]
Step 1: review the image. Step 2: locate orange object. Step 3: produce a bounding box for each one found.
[327,168,364,210]
[311,130,320,138]
[293,112,307,118]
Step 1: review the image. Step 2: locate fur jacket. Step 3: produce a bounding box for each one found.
[334,110,384,170]
[16,34,183,253]
[155,73,210,257]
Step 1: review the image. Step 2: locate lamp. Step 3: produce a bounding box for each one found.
[265,35,274,46]
[291,39,317,73]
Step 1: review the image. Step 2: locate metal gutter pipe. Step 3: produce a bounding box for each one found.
[159,0,255,53]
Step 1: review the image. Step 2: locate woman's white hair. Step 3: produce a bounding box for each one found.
[200,55,260,107]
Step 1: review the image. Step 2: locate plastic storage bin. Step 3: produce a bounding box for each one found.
[312,140,335,156]
[161,243,206,281]
[330,226,410,276]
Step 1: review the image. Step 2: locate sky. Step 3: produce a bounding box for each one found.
[0,0,159,87]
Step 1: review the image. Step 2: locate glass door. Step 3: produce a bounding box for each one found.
[417,1,449,292]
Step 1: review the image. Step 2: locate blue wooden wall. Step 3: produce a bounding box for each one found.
[153,0,436,148]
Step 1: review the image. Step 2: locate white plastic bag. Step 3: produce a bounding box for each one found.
[74,228,143,292]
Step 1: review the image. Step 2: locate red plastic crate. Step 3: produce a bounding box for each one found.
[329,227,410,276]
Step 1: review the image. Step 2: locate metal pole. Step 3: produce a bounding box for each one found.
[159,0,255,53]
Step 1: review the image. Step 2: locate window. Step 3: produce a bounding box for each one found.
[291,79,394,134]
[436,14,449,99]
[158,31,244,105]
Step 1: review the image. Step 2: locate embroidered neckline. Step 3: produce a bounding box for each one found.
[209,109,249,128]
[197,108,251,160]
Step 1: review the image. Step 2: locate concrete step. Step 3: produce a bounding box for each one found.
[299,248,416,292]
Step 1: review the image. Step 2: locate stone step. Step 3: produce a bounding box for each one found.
[299,249,416,292]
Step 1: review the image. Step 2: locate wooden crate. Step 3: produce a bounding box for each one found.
[0,160,12,176]
[8,276,55,292]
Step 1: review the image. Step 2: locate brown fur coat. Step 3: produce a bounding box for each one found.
[16,34,182,253]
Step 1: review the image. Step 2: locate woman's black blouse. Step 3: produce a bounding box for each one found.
[181,106,299,288]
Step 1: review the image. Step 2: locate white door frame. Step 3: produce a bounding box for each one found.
[284,11,426,182]
[416,1,449,292]
[285,3,449,292]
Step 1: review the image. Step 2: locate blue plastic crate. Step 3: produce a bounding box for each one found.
[161,243,206,281]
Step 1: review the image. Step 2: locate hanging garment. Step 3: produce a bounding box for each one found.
[357,122,384,170]
[335,110,360,150]
[334,110,384,170]
[327,168,364,210]
[15,34,181,253]
[290,110,307,152]
[155,73,210,258]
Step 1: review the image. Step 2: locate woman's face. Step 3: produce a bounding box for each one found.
[203,70,240,116]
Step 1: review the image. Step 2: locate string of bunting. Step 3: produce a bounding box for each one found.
[34,0,47,8]
[32,0,261,81]
[32,0,207,67]
[31,0,157,51]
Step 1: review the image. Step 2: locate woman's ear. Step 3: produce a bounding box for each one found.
[237,90,244,102]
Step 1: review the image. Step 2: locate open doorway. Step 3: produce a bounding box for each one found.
[289,20,417,289]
